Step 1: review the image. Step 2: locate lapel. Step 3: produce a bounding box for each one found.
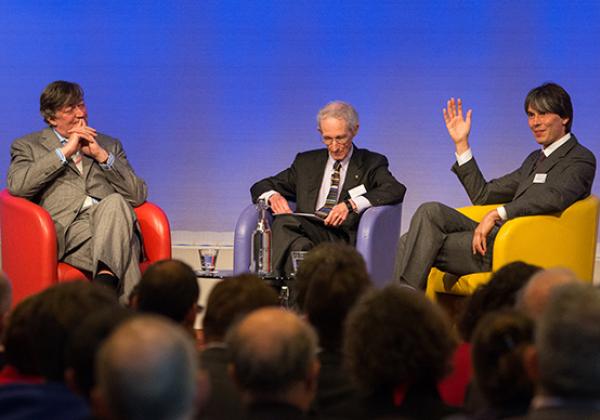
[40,128,82,176]
[340,145,364,200]
[513,136,578,199]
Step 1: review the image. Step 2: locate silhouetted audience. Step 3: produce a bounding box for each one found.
[295,242,371,418]
[0,272,13,369]
[344,285,457,419]
[93,314,203,420]
[0,282,119,419]
[200,274,279,420]
[65,306,132,400]
[226,307,320,419]
[136,259,200,335]
[520,283,600,419]
[441,261,540,408]
[515,267,580,321]
[468,309,535,419]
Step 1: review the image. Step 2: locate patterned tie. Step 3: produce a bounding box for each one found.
[316,160,342,219]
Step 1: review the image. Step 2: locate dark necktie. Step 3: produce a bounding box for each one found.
[534,151,547,172]
[316,161,342,218]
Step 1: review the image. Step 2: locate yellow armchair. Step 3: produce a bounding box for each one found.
[426,195,600,299]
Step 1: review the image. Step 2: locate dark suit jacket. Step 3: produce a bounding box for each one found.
[250,146,406,243]
[7,128,147,257]
[452,135,595,218]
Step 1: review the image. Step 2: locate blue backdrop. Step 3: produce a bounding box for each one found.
[1,1,599,235]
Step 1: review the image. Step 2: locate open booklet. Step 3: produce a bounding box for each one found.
[274,212,325,223]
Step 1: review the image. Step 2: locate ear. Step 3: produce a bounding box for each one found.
[523,344,539,383]
[91,386,112,420]
[305,359,321,392]
[352,123,360,136]
[561,117,570,127]
[64,367,82,396]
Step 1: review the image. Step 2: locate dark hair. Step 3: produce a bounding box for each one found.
[471,309,534,409]
[65,306,133,399]
[137,260,200,324]
[295,242,371,350]
[27,282,119,381]
[40,80,84,124]
[3,294,42,375]
[524,82,573,132]
[459,261,541,341]
[344,285,456,392]
[202,274,278,342]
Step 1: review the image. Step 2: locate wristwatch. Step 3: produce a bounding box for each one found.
[344,199,354,213]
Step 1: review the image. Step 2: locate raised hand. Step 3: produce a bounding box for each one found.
[443,98,472,154]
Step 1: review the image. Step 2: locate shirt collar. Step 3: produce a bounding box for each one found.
[53,128,68,145]
[542,133,571,157]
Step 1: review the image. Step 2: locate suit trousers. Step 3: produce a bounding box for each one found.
[394,202,497,289]
[62,193,141,301]
[271,214,350,276]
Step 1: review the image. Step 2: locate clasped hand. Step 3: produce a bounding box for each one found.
[61,120,108,163]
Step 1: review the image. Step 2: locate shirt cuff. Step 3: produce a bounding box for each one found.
[55,148,67,165]
[99,153,115,170]
[497,206,508,221]
[258,190,277,207]
[351,196,371,213]
[455,148,473,166]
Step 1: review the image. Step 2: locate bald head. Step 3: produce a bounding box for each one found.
[95,315,199,420]
[517,267,580,320]
[226,307,319,404]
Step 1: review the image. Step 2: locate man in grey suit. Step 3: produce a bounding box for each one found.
[251,101,406,276]
[7,81,147,300]
[394,82,596,289]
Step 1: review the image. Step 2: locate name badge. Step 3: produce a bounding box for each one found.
[349,184,367,198]
[533,173,547,184]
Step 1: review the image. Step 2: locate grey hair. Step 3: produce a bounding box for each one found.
[537,283,600,398]
[317,101,359,132]
[226,309,318,396]
[96,315,198,420]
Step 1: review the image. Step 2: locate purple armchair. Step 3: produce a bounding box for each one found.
[233,202,403,287]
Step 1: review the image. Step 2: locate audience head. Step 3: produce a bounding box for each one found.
[202,274,278,344]
[226,307,319,411]
[516,267,580,321]
[344,285,456,394]
[459,261,541,341]
[471,309,535,410]
[0,272,12,335]
[295,242,371,351]
[65,306,133,399]
[533,283,600,399]
[2,293,42,376]
[40,80,84,125]
[28,282,119,381]
[137,259,200,332]
[94,315,200,420]
[524,82,573,132]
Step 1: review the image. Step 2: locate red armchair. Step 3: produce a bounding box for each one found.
[0,189,171,305]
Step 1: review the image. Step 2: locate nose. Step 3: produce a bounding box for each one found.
[75,104,86,118]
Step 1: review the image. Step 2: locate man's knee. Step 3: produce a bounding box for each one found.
[98,194,135,218]
[413,201,447,222]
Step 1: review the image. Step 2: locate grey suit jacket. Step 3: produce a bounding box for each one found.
[250,145,406,242]
[451,135,596,218]
[7,127,147,257]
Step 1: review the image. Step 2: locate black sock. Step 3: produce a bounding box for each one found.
[93,273,119,291]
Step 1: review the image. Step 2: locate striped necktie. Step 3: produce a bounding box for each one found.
[316,160,342,219]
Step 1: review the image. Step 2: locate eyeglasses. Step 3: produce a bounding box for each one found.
[60,102,86,115]
[321,135,351,145]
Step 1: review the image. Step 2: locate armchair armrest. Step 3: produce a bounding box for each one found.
[356,202,403,287]
[0,189,58,303]
[134,202,172,262]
